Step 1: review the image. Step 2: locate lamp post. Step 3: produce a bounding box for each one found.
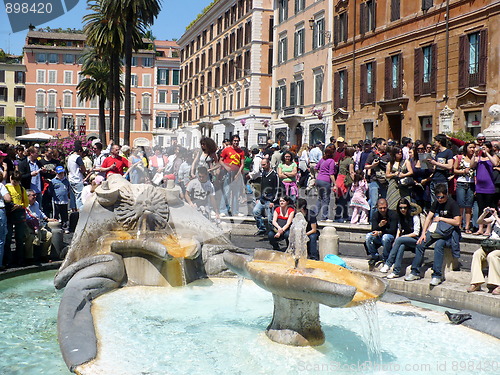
[308,18,331,41]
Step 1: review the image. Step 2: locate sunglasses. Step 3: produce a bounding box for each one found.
[417,147,425,151]
[399,206,408,209]
[436,195,446,200]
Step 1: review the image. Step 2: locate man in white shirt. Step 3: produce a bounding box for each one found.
[306,141,323,193]
[67,146,87,210]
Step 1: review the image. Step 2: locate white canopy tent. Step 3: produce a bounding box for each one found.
[15,132,54,142]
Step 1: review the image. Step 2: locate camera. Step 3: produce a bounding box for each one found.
[373,157,380,163]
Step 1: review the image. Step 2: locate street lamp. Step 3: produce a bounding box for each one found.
[309,18,331,41]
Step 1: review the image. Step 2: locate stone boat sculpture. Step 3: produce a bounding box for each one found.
[54,174,248,372]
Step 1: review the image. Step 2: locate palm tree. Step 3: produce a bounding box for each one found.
[77,50,110,144]
[83,0,126,143]
[102,0,161,146]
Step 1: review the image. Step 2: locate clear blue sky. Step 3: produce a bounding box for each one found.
[0,0,214,55]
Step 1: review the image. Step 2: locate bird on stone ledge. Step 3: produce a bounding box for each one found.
[445,310,472,325]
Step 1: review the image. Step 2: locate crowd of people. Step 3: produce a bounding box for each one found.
[0,131,498,295]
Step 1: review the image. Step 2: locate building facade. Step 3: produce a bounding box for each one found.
[330,0,500,145]
[0,54,26,143]
[152,40,181,148]
[271,0,333,147]
[23,29,157,147]
[178,0,274,149]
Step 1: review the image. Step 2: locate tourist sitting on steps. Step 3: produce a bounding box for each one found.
[405,183,461,286]
[467,207,500,295]
[365,198,398,267]
[268,196,295,251]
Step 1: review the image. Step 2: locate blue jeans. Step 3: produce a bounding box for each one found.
[219,171,242,215]
[365,232,395,261]
[316,179,331,220]
[410,232,447,279]
[268,229,290,250]
[0,208,7,266]
[368,181,388,220]
[70,181,84,210]
[386,236,418,275]
[308,232,320,260]
[455,182,474,208]
[253,200,273,232]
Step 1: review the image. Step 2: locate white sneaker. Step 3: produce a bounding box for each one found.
[430,277,442,286]
[237,213,245,217]
[404,273,421,281]
[386,272,398,279]
[379,264,390,273]
[220,213,227,217]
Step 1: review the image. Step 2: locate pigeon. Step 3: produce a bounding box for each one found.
[445,310,472,325]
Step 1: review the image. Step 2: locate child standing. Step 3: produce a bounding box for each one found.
[350,170,370,224]
[50,166,70,233]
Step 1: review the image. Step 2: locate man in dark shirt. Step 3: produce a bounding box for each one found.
[364,138,390,219]
[252,157,280,235]
[428,134,454,204]
[358,139,373,171]
[405,183,461,286]
[365,198,398,266]
[297,198,320,260]
[38,147,60,218]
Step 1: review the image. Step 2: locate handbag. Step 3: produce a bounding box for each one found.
[429,220,454,239]
[398,176,415,187]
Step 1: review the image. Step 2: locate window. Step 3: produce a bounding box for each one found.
[77,96,85,108]
[360,0,376,34]
[36,92,45,110]
[294,27,305,57]
[131,57,137,66]
[172,90,179,104]
[466,111,482,137]
[36,53,47,63]
[385,54,403,99]
[131,74,138,87]
[89,117,98,131]
[422,0,433,11]
[143,57,153,67]
[338,124,346,139]
[278,35,288,64]
[294,0,304,14]
[49,53,58,64]
[37,70,46,83]
[278,0,288,23]
[90,97,98,108]
[290,80,304,106]
[48,70,57,84]
[14,71,25,84]
[63,92,72,108]
[158,90,167,103]
[275,84,286,110]
[78,73,84,84]
[16,126,23,137]
[0,106,4,117]
[334,12,348,45]
[64,71,73,84]
[459,30,488,89]
[142,95,151,114]
[170,116,178,129]
[64,54,75,64]
[47,92,57,111]
[0,88,7,101]
[14,88,25,102]
[391,0,400,22]
[0,126,4,140]
[156,116,167,128]
[414,45,436,96]
[314,73,323,104]
[172,70,180,85]
[157,69,168,85]
[36,115,44,129]
[360,61,376,104]
[47,116,57,130]
[334,70,348,109]
[16,107,23,118]
[143,74,152,87]
[312,18,325,49]
[0,70,4,83]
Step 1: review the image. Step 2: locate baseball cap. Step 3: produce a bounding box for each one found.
[0,151,7,157]
[55,166,65,173]
[250,144,260,152]
[477,133,485,139]
[34,143,40,148]
[364,139,372,145]
[337,137,345,143]
[272,143,279,148]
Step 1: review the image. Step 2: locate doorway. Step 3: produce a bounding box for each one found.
[387,114,402,143]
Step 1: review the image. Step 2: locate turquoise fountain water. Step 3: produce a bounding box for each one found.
[2,271,499,375]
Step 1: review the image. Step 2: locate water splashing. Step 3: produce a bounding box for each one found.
[234,276,244,309]
[354,299,383,363]
[285,212,309,260]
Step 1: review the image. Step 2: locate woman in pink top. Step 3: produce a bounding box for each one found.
[315,146,337,221]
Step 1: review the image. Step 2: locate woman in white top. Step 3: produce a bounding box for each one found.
[297,144,310,188]
[380,198,422,278]
[467,207,500,295]
[453,142,475,234]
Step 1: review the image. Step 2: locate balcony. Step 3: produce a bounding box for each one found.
[46,106,57,112]
[280,106,305,125]
[198,116,213,126]
[219,110,234,125]
[140,108,151,115]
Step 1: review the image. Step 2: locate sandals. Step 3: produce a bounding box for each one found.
[466,284,482,293]
[464,229,472,234]
[472,231,484,236]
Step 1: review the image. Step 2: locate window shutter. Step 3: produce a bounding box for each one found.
[313,22,318,49]
[344,13,349,43]
[391,0,400,21]
[343,70,348,108]
[458,35,467,90]
[284,38,288,61]
[372,61,377,101]
[479,29,488,86]
[294,32,298,57]
[334,71,340,109]
[0,70,5,82]
[384,56,391,100]
[283,86,287,108]
[299,81,304,105]
[315,74,323,103]
[290,82,296,106]
[372,0,377,31]
[360,64,366,104]
[360,3,366,35]
[430,44,437,93]
[398,54,403,98]
[422,0,433,11]
[334,16,339,45]
[414,48,422,96]
[275,87,279,110]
